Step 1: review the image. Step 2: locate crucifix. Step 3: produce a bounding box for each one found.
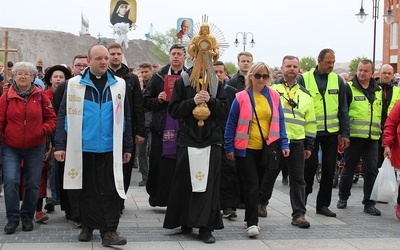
[0,31,18,83]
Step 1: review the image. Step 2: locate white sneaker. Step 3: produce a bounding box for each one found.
[246,225,260,237]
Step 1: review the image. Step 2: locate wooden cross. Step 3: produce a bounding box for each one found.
[0,31,18,83]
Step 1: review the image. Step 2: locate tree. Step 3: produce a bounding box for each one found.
[349,56,368,73]
[299,56,317,71]
[151,28,179,65]
[225,62,237,76]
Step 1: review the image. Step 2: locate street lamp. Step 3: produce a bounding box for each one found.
[234,32,255,51]
[355,0,395,65]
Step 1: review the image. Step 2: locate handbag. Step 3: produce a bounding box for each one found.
[370,157,398,203]
[247,91,280,169]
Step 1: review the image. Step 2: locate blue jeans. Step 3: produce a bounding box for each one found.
[2,144,45,221]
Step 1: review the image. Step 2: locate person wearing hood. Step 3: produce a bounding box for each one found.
[107,43,145,212]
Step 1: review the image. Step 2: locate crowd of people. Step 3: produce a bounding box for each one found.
[0,41,400,246]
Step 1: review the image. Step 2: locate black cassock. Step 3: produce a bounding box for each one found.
[163,75,228,230]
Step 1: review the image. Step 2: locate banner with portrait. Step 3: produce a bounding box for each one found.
[176,17,193,43]
[110,0,137,48]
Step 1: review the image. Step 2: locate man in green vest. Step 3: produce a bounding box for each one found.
[260,55,317,228]
[299,48,350,217]
[337,59,382,216]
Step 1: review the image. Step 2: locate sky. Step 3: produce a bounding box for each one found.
[0,0,389,68]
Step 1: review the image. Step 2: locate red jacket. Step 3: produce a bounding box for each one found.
[0,85,57,149]
[382,99,400,169]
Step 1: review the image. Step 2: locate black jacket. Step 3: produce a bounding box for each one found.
[110,64,146,138]
[143,64,187,134]
[226,71,245,91]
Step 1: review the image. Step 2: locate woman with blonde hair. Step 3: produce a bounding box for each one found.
[224,62,290,237]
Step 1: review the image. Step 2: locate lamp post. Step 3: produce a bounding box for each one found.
[355,0,395,66]
[234,32,255,51]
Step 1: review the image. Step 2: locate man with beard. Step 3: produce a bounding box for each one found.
[260,55,316,228]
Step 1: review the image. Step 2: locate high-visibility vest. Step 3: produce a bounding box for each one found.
[348,82,382,139]
[388,85,400,115]
[302,70,340,133]
[234,89,280,150]
[271,83,316,140]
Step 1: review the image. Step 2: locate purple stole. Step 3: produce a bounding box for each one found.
[161,113,179,159]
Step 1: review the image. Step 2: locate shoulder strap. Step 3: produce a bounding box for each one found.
[247,90,265,141]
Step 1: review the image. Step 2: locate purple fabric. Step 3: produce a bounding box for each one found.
[161,113,179,159]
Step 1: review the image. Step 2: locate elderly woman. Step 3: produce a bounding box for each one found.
[0,62,57,234]
[224,62,290,238]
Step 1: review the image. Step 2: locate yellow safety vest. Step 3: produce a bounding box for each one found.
[388,85,400,115]
[302,70,340,133]
[271,83,316,140]
[348,82,382,139]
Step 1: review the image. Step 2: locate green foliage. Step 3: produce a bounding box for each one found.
[299,56,317,71]
[151,28,179,64]
[225,62,237,76]
[349,56,368,73]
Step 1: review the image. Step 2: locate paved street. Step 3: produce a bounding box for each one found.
[0,168,400,249]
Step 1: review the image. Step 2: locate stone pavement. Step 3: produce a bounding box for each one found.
[0,169,400,249]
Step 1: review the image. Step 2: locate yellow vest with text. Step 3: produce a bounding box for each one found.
[302,70,340,133]
[388,85,400,115]
[348,82,382,139]
[271,83,317,140]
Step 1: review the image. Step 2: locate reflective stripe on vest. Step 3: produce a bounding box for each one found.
[348,83,382,139]
[302,70,340,133]
[234,89,280,149]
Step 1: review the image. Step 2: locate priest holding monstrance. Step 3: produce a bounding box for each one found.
[163,17,229,244]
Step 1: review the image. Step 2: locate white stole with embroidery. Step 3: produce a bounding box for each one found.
[64,79,126,199]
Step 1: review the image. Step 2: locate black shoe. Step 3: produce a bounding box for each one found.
[4,221,19,234]
[138,180,147,186]
[181,226,193,234]
[44,201,55,212]
[22,220,33,231]
[78,226,93,241]
[364,206,381,216]
[316,206,337,217]
[282,177,288,185]
[223,208,237,219]
[101,231,127,247]
[198,228,215,244]
[337,199,347,209]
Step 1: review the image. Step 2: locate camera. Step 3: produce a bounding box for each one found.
[288,98,298,108]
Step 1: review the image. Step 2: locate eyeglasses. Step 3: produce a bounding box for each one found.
[16,73,32,77]
[253,74,270,80]
[74,64,88,68]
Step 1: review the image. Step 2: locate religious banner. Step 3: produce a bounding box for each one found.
[110,0,137,49]
[176,18,193,43]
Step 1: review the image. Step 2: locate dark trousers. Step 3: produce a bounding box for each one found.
[339,138,378,207]
[304,135,338,209]
[259,142,307,219]
[236,149,266,227]
[220,151,240,210]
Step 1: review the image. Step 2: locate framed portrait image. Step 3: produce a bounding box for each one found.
[176,18,193,42]
[110,0,137,27]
